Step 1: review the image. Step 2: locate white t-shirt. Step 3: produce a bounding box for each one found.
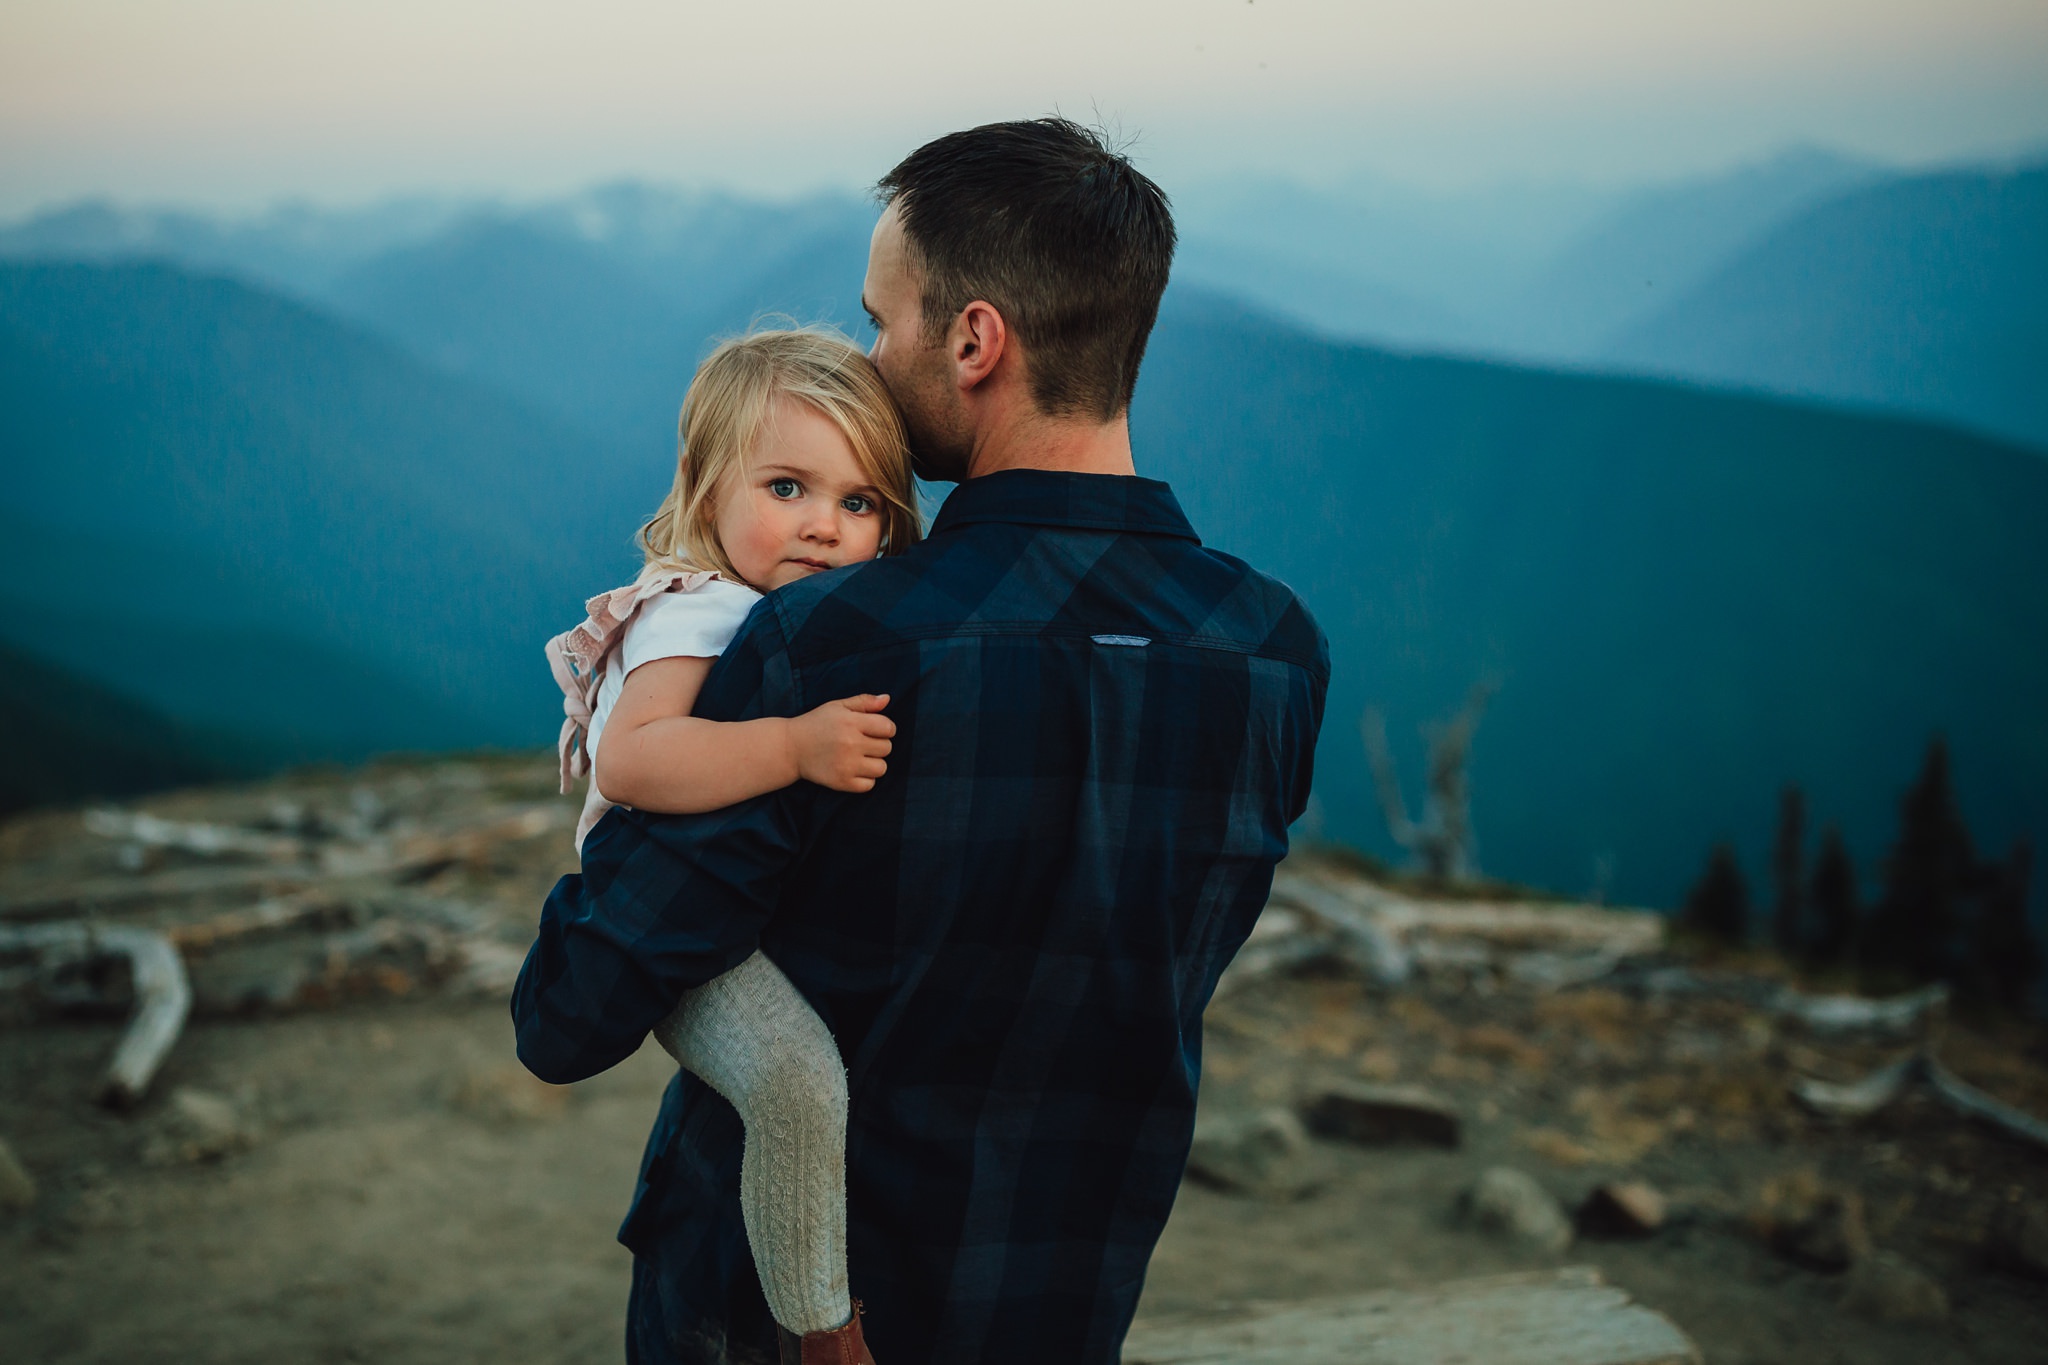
[585,575,761,804]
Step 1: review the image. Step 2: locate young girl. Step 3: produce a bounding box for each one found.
[546,328,918,1362]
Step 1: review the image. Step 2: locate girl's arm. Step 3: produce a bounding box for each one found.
[593,655,895,814]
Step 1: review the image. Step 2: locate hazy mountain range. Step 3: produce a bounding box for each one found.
[1608,166,2048,450]
[2,153,2044,911]
[0,262,641,759]
[7,146,2041,449]
[1170,150,2045,450]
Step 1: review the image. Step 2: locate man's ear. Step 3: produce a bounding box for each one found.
[949,300,1008,393]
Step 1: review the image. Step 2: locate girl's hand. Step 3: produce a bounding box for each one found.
[787,694,895,792]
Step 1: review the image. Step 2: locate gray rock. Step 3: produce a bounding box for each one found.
[1303,1083,1461,1148]
[1458,1167,1574,1253]
[146,1087,257,1164]
[1186,1109,1319,1199]
[1841,1252,1949,1324]
[1989,1202,2048,1281]
[1577,1180,1668,1238]
[0,1138,36,1214]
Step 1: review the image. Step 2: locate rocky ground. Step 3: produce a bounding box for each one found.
[1,754,2045,1364]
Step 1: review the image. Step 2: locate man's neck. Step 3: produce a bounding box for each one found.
[963,411,1136,480]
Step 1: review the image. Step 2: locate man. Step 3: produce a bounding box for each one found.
[514,118,1328,1365]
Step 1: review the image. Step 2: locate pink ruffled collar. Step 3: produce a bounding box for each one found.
[545,564,724,793]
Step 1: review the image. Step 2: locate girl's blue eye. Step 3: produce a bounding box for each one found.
[842,495,875,515]
[769,478,801,499]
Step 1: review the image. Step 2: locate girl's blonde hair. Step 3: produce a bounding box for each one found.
[638,327,920,583]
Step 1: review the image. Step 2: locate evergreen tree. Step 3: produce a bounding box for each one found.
[1681,842,1750,946]
[1771,785,1806,957]
[1862,737,1979,982]
[1807,825,1860,968]
[1973,840,2041,1014]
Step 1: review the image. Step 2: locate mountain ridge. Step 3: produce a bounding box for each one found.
[1605,162,2048,450]
[1139,288,2048,906]
[0,260,648,748]
[4,254,2042,914]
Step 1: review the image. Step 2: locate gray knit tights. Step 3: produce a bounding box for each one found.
[651,951,853,1335]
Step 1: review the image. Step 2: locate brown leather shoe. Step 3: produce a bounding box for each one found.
[776,1300,876,1365]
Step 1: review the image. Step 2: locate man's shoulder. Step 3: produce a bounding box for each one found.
[1187,547,1330,679]
[759,527,1327,680]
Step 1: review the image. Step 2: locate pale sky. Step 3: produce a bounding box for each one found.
[3,0,2046,213]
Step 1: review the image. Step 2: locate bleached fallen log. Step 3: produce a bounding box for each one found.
[164,895,341,950]
[1770,982,1948,1036]
[1266,877,1411,985]
[1,864,327,922]
[1213,908,1340,997]
[99,926,191,1106]
[3,802,570,923]
[1362,895,1666,956]
[1265,871,1663,988]
[84,809,304,862]
[1123,1266,1700,1365]
[1790,1051,2048,1151]
[376,804,565,869]
[1789,1054,1921,1119]
[0,921,191,1106]
[1924,1057,2048,1149]
[1507,947,1628,991]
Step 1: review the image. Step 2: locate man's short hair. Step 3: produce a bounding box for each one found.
[876,118,1177,421]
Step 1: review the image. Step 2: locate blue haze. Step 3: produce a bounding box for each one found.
[1,151,2044,917]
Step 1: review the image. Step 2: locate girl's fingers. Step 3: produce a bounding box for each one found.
[840,693,890,713]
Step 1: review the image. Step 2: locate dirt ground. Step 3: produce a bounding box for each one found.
[3,759,2046,1364]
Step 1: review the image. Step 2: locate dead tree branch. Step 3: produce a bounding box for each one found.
[0,921,192,1106]
[1359,683,1496,882]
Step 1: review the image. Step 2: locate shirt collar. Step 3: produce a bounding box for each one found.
[927,470,1201,544]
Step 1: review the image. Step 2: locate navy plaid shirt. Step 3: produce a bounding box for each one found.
[514,470,1328,1365]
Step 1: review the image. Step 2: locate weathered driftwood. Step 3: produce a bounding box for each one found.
[0,921,192,1106]
[1265,877,1412,985]
[3,802,569,925]
[1788,1055,1920,1119]
[1619,967,1953,1037]
[83,808,304,862]
[1770,982,1948,1036]
[1926,1059,2048,1148]
[1211,914,1336,998]
[0,864,327,922]
[165,885,519,1013]
[1507,947,1630,991]
[1362,896,1665,957]
[1790,1051,2048,1150]
[164,895,340,950]
[98,926,191,1106]
[1249,871,1665,994]
[1122,1266,1700,1365]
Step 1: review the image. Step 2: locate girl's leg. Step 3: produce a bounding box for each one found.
[652,952,853,1336]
